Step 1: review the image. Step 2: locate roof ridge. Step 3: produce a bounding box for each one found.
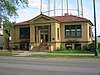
[16,14,88,25]
[52,15,87,19]
[69,15,88,20]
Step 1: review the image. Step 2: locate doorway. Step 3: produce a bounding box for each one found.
[40,34,48,46]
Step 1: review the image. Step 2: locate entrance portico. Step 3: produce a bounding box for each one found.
[34,25,51,46]
[29,14,61,51]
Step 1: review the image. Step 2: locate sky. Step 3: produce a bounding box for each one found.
[13,0,100,36]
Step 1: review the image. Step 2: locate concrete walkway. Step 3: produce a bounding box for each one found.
[14,52,47,56]
[14,52,100,57]
[0,50,47,56]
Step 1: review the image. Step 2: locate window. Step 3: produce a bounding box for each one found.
[74,44,81,50]
[65,25,82,38]
[89,26,92,37]
[20,27,30,39]
[65,44,72,49]
[57,28,59,40]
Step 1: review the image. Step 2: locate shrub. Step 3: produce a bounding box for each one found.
[10,45,18,50]
[60,44,66,50]
[75,46,81,50]
[83,43,94,52]
[88,43,94,51]
[83,44,89,50]
[97,43,100,53]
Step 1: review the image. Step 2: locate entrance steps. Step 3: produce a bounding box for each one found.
[32,46,48,52]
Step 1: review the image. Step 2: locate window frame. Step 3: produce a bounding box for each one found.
[57,28,59,40]
[65,25,82,38]
[20,27,30,39]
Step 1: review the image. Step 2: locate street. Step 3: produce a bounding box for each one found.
[0,56,100,75]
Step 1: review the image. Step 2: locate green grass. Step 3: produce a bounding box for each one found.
[29,54,100,59]
[48,50,94,54]
[29,50,100,58]
[0,52,17,56]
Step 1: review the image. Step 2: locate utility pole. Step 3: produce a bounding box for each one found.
[93,0,98,56]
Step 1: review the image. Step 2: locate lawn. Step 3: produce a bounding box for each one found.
[0,52,17,56]
[48,50,94,54]
[29,53,100,59]
[29,50,100,59]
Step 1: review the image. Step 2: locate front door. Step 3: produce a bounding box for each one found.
[40,34,48,46]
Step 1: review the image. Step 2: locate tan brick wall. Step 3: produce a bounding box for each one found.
[3,15,93,51]
[60,22,92,42]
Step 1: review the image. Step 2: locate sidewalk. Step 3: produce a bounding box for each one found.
[0,50,47,56]
[0,50,100,57]
[14,52,47,56]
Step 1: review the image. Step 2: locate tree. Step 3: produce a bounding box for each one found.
[3,19,14,50]
[0,0,28,20]
[3,19,13,38]
[0,0,28,50]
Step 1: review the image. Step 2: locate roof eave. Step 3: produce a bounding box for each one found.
[15,24,30,26]
[87,20,94,26]
[61,20,94,26]
[61,20,88,23]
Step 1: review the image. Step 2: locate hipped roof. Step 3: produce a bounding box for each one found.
[16,14,93,25]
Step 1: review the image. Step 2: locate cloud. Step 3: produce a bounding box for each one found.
[28,0,40,8]
[16,8,40,22]
[15,0,100,35]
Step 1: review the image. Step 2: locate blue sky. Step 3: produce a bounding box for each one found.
[13,0,100,35]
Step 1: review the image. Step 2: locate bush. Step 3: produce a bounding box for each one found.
[88,43,94,51]
[83,43,94,52]
[83,44,89,50]
[98,43,100,53]
[60,44,66,51]
[10,45,18,50]
[75,46,81,50]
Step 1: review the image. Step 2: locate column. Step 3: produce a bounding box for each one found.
[36,26,38,42]
[30,25,35,50]
[48,25,51,42]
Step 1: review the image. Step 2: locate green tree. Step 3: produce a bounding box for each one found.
[0,0,28,50]
[3,19,14,50]
[0,0,28,20]
[3,19,14,38]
